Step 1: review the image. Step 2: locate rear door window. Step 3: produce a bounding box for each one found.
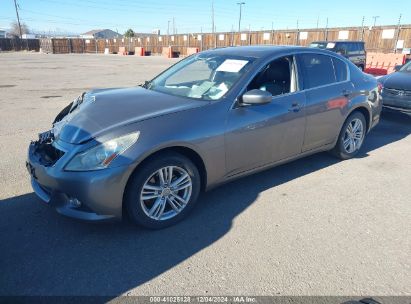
[298,53,337,89]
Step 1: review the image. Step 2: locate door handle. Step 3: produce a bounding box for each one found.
[288,103,301,112]
[342,90,353,97]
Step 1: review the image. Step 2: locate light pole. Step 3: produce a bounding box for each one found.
[237,2,245,33]
[167,20,170,36]
[211,0,215,34]
[372,16,380,27]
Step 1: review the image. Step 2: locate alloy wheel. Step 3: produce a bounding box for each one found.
[342,118,364,154]
[140,166,193,221]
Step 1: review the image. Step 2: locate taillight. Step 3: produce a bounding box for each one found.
[377,83,383,94]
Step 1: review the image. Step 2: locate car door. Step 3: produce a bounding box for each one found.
[225,55,306,176]
[297,53,354,152]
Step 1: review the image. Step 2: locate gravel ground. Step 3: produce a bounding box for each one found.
[0,52,410,298]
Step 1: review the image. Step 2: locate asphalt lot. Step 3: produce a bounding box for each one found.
[0,52,410,297]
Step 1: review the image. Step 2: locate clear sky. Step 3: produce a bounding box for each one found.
[0,0,408,35]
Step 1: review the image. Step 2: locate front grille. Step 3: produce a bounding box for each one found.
[384,87,411,97]
[33,141,65,167]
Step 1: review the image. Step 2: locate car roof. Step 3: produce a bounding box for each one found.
[201,45,337,59]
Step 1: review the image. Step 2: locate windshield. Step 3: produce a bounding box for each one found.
[146,53,255,100]
[399,60,411,73]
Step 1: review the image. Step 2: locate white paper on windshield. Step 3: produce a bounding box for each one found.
[216,59,248,73]
[326,42,336,49]
[208,82,229,100]
[188,81,215,98]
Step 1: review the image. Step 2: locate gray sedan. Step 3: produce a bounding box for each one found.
[378,60,411,113]
[26,46,382,229]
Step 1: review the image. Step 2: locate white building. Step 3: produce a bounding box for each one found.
[22,33,36,39]
[80,29,122,39]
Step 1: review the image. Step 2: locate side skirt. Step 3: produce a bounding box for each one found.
[205,142,336,191]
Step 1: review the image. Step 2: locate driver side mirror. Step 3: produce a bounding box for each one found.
[241,89,272,105]
[394,65,403,72]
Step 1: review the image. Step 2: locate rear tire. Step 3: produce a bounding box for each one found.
[125,152,201,229]
[331,111,367,160]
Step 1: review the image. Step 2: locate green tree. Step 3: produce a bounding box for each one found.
[124,29,135,38]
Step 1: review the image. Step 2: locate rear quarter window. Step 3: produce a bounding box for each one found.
[332,57,348,82]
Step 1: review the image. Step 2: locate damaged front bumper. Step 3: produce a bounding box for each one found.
[26,133,133,222]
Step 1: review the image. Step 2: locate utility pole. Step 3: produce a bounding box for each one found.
[211,0,217,48]
[316,16,319,29]
[296,19,299,45]
[325,17,329,41]
[394,14,402,53]
[200,27,203,51]
[172,17,175,35]
[248,23,251,45]
[271,21,274,44]
[237,2,245,33]
[13,0,23,38]
[211,0,215,35]
[231,24,234,46]
[360,16,365,41]
[372,16,380,27]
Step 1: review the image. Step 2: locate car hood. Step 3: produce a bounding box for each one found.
[379,72,411,90]
[55,87,206,144]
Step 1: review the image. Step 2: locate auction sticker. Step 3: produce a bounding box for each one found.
[216,59,249,73]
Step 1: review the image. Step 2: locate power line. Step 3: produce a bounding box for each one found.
[35,0,235,17]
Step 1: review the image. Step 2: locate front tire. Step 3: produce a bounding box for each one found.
[331,111,367,160]
[125,152,201,229]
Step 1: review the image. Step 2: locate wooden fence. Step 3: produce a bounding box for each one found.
[2,24,410,55]
[0,38,40,51]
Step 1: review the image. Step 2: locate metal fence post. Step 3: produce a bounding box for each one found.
[394,14,402,53]
[249,26,251,45]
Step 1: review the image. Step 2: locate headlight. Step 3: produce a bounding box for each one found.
[65,132,140,171]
